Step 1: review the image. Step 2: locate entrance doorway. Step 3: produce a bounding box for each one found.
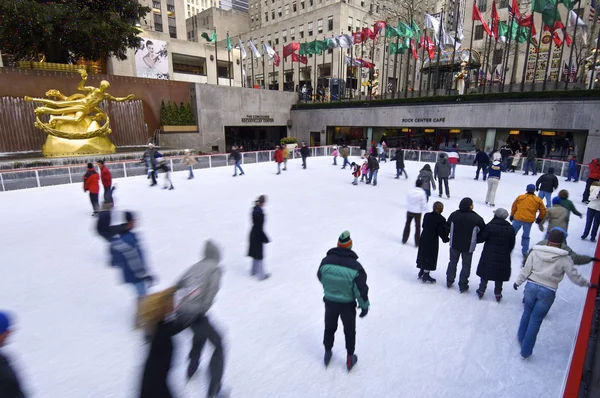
[224,125,287,151]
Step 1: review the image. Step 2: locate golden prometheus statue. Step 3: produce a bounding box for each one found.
[25,69,135,157]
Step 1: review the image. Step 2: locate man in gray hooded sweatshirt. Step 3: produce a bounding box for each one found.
[174,240,224,398]
[434,153,452,199]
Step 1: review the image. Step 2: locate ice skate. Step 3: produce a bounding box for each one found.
[417,269,424,279]
[324,350,332,367]
[346,354,358,371]
[476,289,484,299]
[187,359,199,380]
[421,273,436,284]
[459,286,469,293]
[447,280,454,288]
[495,294,502,302]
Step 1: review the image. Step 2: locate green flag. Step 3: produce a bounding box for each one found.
[397,21,413,38]
[498,22,509,43]
[411,19,422,41]
[314,39,328,54]
[532,0,559,27]
[385,26,400,38]
[299,42,310,55]
[226,34,232,51]
[201,30,217,43]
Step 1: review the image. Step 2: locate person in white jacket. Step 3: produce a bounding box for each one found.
[402,180,428,246]
[514,229,598,358]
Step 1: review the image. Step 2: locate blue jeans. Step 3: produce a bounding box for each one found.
[342,157,351,168]
[518,282,556,358]
[133,281,147,298]
[450,164,456,178]
[234,160,244,176]
[188,166,194,178]
[512,220,533,255]
[277,162,281,173]
[538,191,552,207]
[524,159,536,175]
[368,170,378,185]
[423,189,431,201]
[396,168,407,178]
[333,156,337,165]
[567,167,578,181]
[582,208,600,239]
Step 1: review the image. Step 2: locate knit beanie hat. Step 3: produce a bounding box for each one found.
[552,196,562,206]
[338,230,353,249]
[526,184,536,193]
[548,229,566,245]
[0,311,10,334]
[493,208,509,220]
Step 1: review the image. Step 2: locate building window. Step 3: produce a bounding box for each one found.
[285,4,289,15]
[360,0,364,6]
[275,36,279,45]
[478,0,488,10]
[308,21,313,36]
[265,12,268,21]
[493,49,503,64]
[272,10,275,19]
[251,16,254,22]
[290,27,295,40]
[309,0,313,6]
[317,19,323,34]
[278,6,282,17]
[499,0,509,8]
[299,24,304,38]
[347,17,353,32]
[153,1,161,9]
[328,15,333,31]
[301,0,305,9]
[217,60,232,79]
[283,29,287,42]
[267,34,272,46]
[293,1,297,12]
[173,53,207,76]
[355,20,360,32]
[474,24,484,40]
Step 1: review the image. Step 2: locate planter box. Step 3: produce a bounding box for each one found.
[286,143,298,150]
[161,125,198,133]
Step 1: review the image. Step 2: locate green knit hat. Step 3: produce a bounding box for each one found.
[338,230,353,249]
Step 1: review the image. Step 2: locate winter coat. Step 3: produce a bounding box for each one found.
[274,149,283,163]
[229,150,241,162]
[536,173,559,193]
[487,160,503,179]
[448,152,459,165]
[367,155,379,171]
[0,351,25,398]
[175,241,222,326]
[352,163,361,177]
[588,186,600,211]
[512,151,522,166]
[361,163,368,175]
[394,149,405,169]
[589,159,600,179]
[248,205,269,260]
[473,151,490,165]
[341,147,349,158]
[317,248,370,310]
[139,321,174,398]
[568,159,577,172]
[560,198,582,221]
[500,147,513,160]
[83,167,100,194]
[526,148,536,161]
[282,147,290,159]
[476,217,516,282]
[300,146,309,158]
[418,168,436,191]
[359,139,367,150]
[434,154,451,179]
[100,165,112,188]
[143,148,160,165]
[447,200,486,253]
[332,149,339,157]
[110,231,150,284]
[416,211,449,271]
[181,154,197,166]
[540,205,569,233]
[529,240,593,265]
[96,209,126,238]
[406,187,428,214]
[515,245,589,290]
[511,193,547,223]
[370,144,378,156]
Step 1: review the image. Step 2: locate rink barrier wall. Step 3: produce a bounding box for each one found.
[0,146,587,192]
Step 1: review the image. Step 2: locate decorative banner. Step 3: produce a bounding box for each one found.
[135,38,170,80]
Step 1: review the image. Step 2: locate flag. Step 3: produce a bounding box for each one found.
[238,38,247,59]
[398,21,414,38]
[385,26,401,38]
[589,0,600,23]
[226,33,232,51]
[283,42,300,58]
[352,31,364,44]
[519,14,537,36]
[314,39,328,54]
[273,49,281,67]
[509,0,522,19]
[472,3,493,37]
[263,42,276,58]
[201,30,217,43]
[355,58,376,68]
[411,19,422,41]
[373,20,387,35]
[291,53,308,64]
[326,37,338,49]
[564,30,572,46]
[568,10,586,28]
[419,36,436,59]
[533,0,560,27]
[345,56,362,67]
[424,13,440,36]
[361,27,376,41]
[410,39,419,60]
[337,34,354,48]
[491,1,500,39]
[498,21,509,43]
[248,40,261,58]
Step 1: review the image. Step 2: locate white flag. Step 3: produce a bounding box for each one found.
[248,40,261,58]
[238,38,247,59]
[567,10,586,28]
[328,37,339,49]
[424,14,440,37]
[263,42,276,59]
[337,34,354,48]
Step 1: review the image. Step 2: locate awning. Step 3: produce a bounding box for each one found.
[422,49,481,70]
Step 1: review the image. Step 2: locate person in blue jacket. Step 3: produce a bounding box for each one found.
[565,155,579,182]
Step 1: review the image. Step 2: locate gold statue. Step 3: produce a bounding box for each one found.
[25,70,135,157]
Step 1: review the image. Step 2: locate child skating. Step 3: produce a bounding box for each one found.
[351,162,360,185]
[332,146,339,166]
[360,161,368,182]
[181,149,197,179]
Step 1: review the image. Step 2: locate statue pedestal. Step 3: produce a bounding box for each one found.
[42,135,116,157]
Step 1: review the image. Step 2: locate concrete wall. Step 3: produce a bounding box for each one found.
[289,99,600,163]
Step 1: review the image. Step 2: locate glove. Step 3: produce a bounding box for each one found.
[359,308,368,318]
[509,215,514,222]
[536,188,539,192]
[589,283,599,289]
[535,218,543,224]
[592,257,600,262]
[538,223,544,232]
[580,215,584,219]
[143,275,155,285]
[513,283,519,291]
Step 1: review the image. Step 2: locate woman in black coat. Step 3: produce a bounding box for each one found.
[475,208,516,301]
[416,201,449,283]
[248,195,270,280]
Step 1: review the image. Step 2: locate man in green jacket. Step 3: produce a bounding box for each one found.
[318,231,370,371]
[558,189,583,224]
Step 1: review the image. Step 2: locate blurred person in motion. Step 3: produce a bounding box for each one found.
[181,149,197,179]
[229,146,244,177]
[300,142,309,169]
[318,231,369,371]
[248,195,270,280]
[507,149,521,173]
[142,143,161,180]
[557,189,582,226]
[282,145,289,171]
[500,144,513,171]
[331,146,339,166]
[403,180,428,247]
[434,152,451,199]
[514,229,598,358]
[274,146,284,175]
[97,159,114,203]
[535,167,559,208]
[418,164,436,200]
[151,157,174,190]
[393,147,408,179]
[416,201,449,283]
[83,162,100,216]
[523,146,537,176]
[473,148,489,181]
[96,199,124,242]
[360,160,369,182]
[0,311,26,398]
[583,158,600,203]
[527,226,600,265]
[510,184,547,256]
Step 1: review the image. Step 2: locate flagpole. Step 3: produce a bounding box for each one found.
[449,3,461,95]
[411,45,418,95]
[313,41,317,101]
[501,14,515,92]
[359,40,364,100]
[227,32,232,86]
[350,44,354,99]
[589,27,600,89]
[273,47,276,90]
[420,14,428,96]
[382,34,388,99]
[404,49,410,97]
[433,8,445,92]
[369,42,375,100]
[542,1,560,91]
[467,2,476,90]
[565,0,582,90]
[482,22,492,93]
[509,28,519,90]
[250,44,255,88]
[322,39,326,100]
[392,36,399,98]
[214,27,219,86]
[531,21,545,90]
[520,18,533,92]
[555,35,567,89]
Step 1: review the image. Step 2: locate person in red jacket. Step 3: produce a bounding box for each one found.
[97,159,113,204]
[583,158,600,203]
[274,146,284,175]
[83,162,100,216]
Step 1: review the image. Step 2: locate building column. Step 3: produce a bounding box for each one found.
[367,127,373,146]
[485,128,497,151]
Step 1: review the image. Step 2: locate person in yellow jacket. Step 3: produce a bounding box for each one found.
[510,184,547,256]
[282,145,289,171]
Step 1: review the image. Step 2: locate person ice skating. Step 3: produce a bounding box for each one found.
[418,164,436,200]
[300,142,309,169]
[274,146,284,175]
[565,155,579,182]
[538,197,569,239]
[248,195,270,280]
[535,167,559,207]
[96,200,126,242]
[485,158,504,206]
[351,162,361,185]
[142,143,161,180]
[97,159,114,203]
[181,149,197,179]
[526,227,599,265]
[434,153,451,198]
[152,157,174,190]
[360,161,368,182]
[403,180,428,246]
[331,146,339,166]
[0,311,26,398]
[523,146,537,176]
[473,149,490,181]
[229,146,244,177]
[510,184,547,255]
[581,182,600,241]
[557,189,582,225]
[393,147,408,179]
[366,153,379,186]
[318,231,370,371]
[582,158,600,203]
[416,201,450,283]
[475,208,516,301]
[341,145,351,169]
[446,198,486,293]
[508,150,521,173]
[514,229,598,358]
[139,318,176,398]
[377,143,386,163]
[500,144,513,171]
[83,162,100,216]
[370,141,377,157]
[282,145,289,171]
[448,151,459,179]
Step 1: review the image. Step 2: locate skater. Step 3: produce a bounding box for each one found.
[523,146,537,176]
[248,195,270,280]
[416,201,450,283]
[142,143,161,180]
[418,164,436,200]
[475,208,516,301]
[508,149,521,173]
[360,160,368,182]
[535,167,559,207]
[300,142,309,169]
[96,200,126,242]
[558,189,582,225]
[538,197,569,238]
[318,231,370,371]
[514,229,597,358]
[500,144,513,171]
[472,149,489,180]
[152,157,174,190]
[331,146,339,166]
[527,226,599,265]
[565,155,579,182]
[351,162,361,185]
[97,159,114,203]
[581,182,600,242]
[181,149,197,179]
[510,184,547,255]
[393,147,408,179]
[446,198,486,293]
[341,145,351,169]
[448,151,459,179]
[403,180,428,246]
[83,162,100,216]
[434,152,451,198]
[274,146,284,174]
[377,143,386,163]
[366,153,379,186]
[282,145,289,171]
[229,146,244,176]
[139,317,176,398]
[582,158,600,203]
[485,157,504,206]
[0,311,26,398]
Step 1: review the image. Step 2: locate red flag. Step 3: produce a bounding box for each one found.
[355,58,375,68]
[283,42,300,58]
[361,27,376,41]
[564,30,572,47]
[274,51,281,67]
[472,2,493,37]
[552,32,563,47]
[519,14,537,36]
[373,20,387,35]
[511,0,521,19]
[491,1,499,40]
[410,39,418,60]
[352,31,363,44]
[419,36,436,59]
[291,53,307,64]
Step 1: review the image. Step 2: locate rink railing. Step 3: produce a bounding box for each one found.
[0,146,587,192]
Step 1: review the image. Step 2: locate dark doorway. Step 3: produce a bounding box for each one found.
[224,125,287,151]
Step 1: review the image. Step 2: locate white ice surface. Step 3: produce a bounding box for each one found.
[0,155,594,398]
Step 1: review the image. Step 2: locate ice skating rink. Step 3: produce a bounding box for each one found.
[0,155,593,397]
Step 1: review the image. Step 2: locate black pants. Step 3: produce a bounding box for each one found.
[302,156,307,168]
[438,177,450,196]
[479,279,503,295]
[323,300,356,355]
[89,193,99,212]
[103,185,113,203]
[402,212,422,246]
[189,316,224,396]
[583,178,599,202]
[447,248,473,290]
[152,165,174,189]
[475,163,488,180]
